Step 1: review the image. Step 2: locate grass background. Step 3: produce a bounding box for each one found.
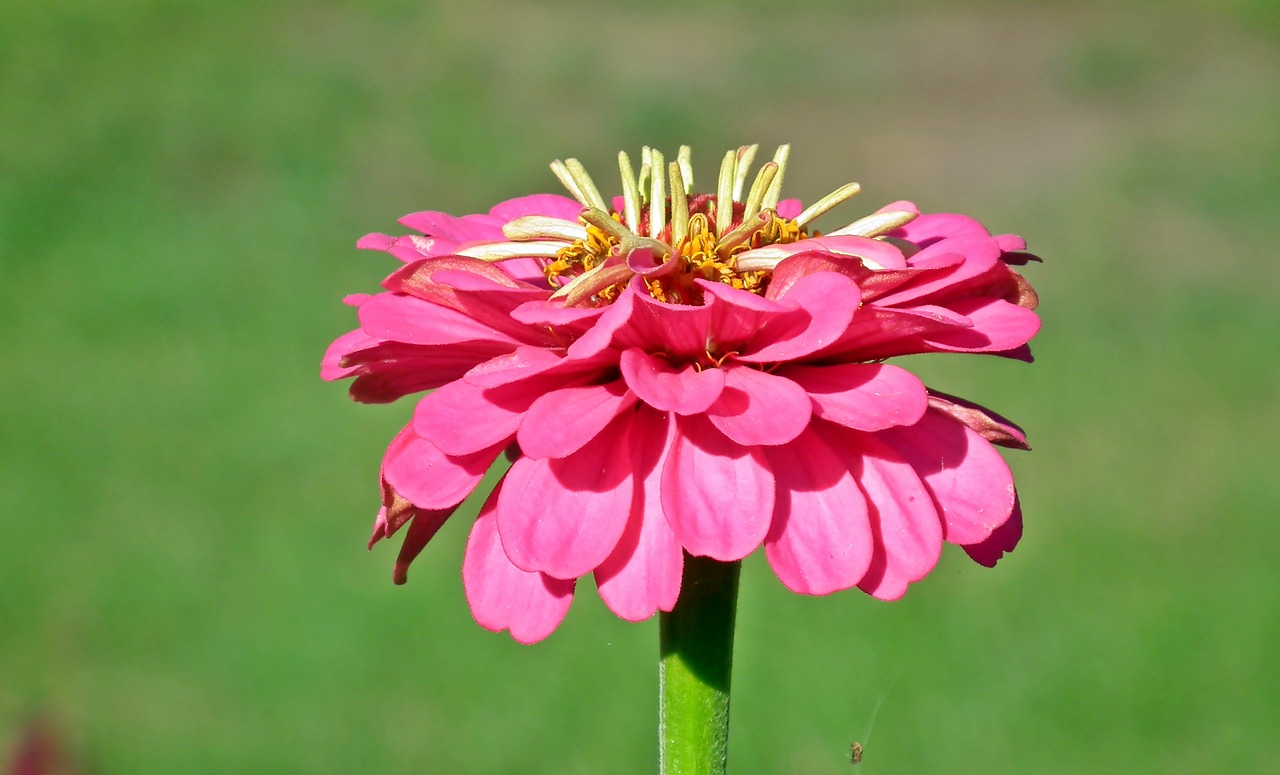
[2,0,1278,772]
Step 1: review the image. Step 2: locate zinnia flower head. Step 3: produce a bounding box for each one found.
[323,145,1040,643]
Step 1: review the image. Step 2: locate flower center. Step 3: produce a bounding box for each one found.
[538,145,862,307]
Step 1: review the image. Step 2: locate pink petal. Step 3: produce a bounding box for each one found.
[389,507,454,585]
[463,490,575,644]
[962,497,1022,566]
[840,430,943,601]
[781,363,927,432]
[927,390,1029,450]
[820,304,973,361]
[879,236,1002,306]
[891,212,991,247]
[919,297,1041,354]
[661,414,775,561]
[342,340,516,404]
[595,409,683,621]
[398,210,504,243]
[322,328,378,380]
[706,365,811,446]
[619,348,725,414]
[497,416,634,578]
[358,293,523,347]
[571,282,716,361]
[509,299,606,333]
[698,281,786,346]
[735,272,861,363]
[488,194,585,222]
[878,409,1016,546]
[763,428,873,595]
[412,378,522,455]
[518,379,638,459]
[381,426,501,510]
[463,346,573,388]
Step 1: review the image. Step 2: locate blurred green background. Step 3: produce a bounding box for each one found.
[3,0,1278,772]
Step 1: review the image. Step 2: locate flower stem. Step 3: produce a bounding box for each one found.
[659,554,741,775]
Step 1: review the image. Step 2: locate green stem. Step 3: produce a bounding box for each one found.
[659,554,742,775]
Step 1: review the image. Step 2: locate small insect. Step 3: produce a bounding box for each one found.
[849,741,864,765]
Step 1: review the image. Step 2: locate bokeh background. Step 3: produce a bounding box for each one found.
[3,0,1278,772]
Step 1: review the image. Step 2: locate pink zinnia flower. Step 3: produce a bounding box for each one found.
[323,145,1040,643]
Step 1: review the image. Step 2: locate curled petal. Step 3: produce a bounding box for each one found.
[963,496,1023,567]
[595,409,683,620]
[763,429,873,595]
[927,390,1029,450]
[497,415,634,578]
[782,363,928,432]
[706,366,811,446]
[661,414,775,561]
[389,507,454,585]
[322,328,379,381]
[619,348,725,414]
[463,490,575,644]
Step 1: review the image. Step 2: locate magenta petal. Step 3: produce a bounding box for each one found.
[497,417,634,578]
[661,414,775,561]
[412,378,521,455]
[488,193,584,221]
[892,212,990,247]
[358,293,522,347]
[737,272,861,363]
[963,497,1022,567]
[390,507,454,584]
[518,380,638,459]
[841,430,943,601]
[398,210,503,243]
[707,366,811,446]
[782,363,928,431]
[606,284,716,359]
[322,328,378,380]
[619,348,725,414]
[463,491,575,644]
[879,410,1015,546]
[763,429,873,595]
[381,426,501,510]
[920,297,1041,353]
[462,346,566,388]
[595,409,683,621]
